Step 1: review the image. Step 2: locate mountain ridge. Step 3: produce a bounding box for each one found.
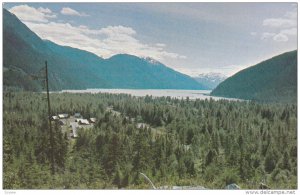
[3,8,206,91]
[211,50,297,102]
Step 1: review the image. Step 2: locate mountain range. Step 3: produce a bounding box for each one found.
[3,8,206,91]
[211,50,297,102]
[193,73,227,89]
[3,8,297,103]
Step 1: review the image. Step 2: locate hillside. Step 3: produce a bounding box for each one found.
[211,50,297,102]
[3,9,205,91]
[102,54,207,89]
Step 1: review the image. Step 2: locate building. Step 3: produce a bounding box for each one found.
[78,119,90,125]
[74,113,82,118]
[89,118,96,123]
[52,116,59,120]
[58,114,69,119]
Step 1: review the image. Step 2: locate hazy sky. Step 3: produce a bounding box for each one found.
[3,3,298,76]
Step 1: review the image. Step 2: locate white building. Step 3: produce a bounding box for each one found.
[58,114,69,119]
[78,119,90,125]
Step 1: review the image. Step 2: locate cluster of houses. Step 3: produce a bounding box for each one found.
[51,113,96,138]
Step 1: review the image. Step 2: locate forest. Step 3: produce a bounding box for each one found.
[3,91,297,189]
[211,50,297,103]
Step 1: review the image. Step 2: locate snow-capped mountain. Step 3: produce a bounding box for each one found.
[142,56,161,65]
[193,72,227,89]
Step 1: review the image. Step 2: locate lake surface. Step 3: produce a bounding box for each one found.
[59,89,241,101]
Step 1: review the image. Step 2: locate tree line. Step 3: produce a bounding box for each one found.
[3,91,297,189]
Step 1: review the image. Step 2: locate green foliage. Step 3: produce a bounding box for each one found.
[211,50,297,103]
[264,146,278,173]
[3,91,297,189]
[220,168,239,186]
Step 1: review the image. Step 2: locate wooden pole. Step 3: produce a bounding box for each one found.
[45,61,55,175]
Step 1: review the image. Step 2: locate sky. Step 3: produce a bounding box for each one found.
[3,2,298,77]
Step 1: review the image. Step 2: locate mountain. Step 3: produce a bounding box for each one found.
[193,73,227,89]
[3,8,110,91]
[101,54,207,89]
[3,9,205,91]
[211,50,297,102]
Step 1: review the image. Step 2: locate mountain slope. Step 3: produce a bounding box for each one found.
[101,54,206,89]
[193,73,227,89]
[3,8,110,90]
[3,8,204,91]
[211,50,297,102]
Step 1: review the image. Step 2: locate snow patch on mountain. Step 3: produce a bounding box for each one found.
[193,72,227,89]
[142,57,161,65]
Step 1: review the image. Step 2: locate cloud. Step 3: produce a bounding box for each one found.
[250,32,257,36]
[263,7,297,29]
[98,25,136,36]
[10,4,185,62]
[273,33,289,42]
[156,43,166,47]
[285,10,297,19]
[261,31,292,42]
[61,7,89,17]
[280,27,297,36]
[23,21,185,61]
[263,18,296,28]
[260,7,297,42]
[9,4,56,23]
[261,32,276,40]
[261,28,296,42]
[38,7,52,14]
[175,64,246,77]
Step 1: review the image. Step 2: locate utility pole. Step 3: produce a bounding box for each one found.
[45,61,55,175]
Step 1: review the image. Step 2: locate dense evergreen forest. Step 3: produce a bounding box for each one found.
[3,91,297,189]
[212,50,297,103]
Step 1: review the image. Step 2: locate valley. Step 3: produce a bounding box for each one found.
[2,3,298,191]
